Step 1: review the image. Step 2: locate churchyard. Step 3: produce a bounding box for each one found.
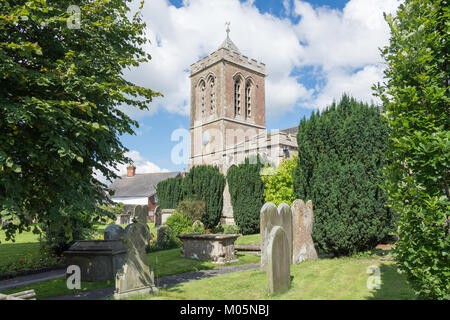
[0,203,417,300]
[1,0,447,303]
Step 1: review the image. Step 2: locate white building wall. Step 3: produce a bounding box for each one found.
[111,197,148,205]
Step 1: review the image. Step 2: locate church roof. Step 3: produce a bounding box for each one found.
[108,171,181,198]
[219,35,240,53]
[280,126,299,136]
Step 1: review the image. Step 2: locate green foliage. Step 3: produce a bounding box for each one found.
[0,0,161,252]
[261,156,297,206]
[221,224,240,235]
[176,199,206,223]
[165,211,192,237]
[227,157,265,235]
[182,165,226,229]
[191,220,208,234]
[156,177,184,209]
[374,0,450,299]
[292,95,394,256]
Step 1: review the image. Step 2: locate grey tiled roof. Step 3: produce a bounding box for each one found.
[219,35,240,53]
[108,172,181,198]
[280,126,298,136]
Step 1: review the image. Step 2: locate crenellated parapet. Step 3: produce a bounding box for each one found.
[190,47,266,76]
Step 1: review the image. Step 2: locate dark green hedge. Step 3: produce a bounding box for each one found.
[156,177,183,209]
[227,157,265,235]
[292,95,394,256]
[182,165,226,228]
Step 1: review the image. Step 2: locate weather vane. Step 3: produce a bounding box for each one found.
[225,21,230,37]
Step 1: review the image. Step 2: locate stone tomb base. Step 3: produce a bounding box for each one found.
[178,234,240,264]
[63,240,127,281]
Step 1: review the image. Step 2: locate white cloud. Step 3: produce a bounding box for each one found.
[292,0,401,109]
[122,0,401,116]
[94,150,169,185]
[311,65,384,109]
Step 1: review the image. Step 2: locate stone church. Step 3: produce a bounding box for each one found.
[188,26,299,224]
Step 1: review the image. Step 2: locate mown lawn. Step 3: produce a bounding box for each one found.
[235,234,259,245]
[143,254,417,300]
[149,249,260,278]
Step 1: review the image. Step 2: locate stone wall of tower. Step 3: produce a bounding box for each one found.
[189,43,268,225]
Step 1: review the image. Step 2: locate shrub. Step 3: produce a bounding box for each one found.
[151,225,179,251]
[227,156,265,235]
[156,177,184,209]
[375,0,450,299]
[222,224,240,234]
[191,220,208,234]
[165,211,192,237]
[176,199,206,223]
[292,95,394,256]
[40,211,96,255]
[182,165,226,229]
[261,156,297,206]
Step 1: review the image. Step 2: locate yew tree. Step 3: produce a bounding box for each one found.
[0,0,161,250]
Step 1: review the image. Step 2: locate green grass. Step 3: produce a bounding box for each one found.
[141,254,417,300]
[0,248,260,299]
[0,278,114,299]
[235,234,259,245]
[149,249,260,278]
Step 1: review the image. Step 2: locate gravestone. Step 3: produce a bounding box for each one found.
[114,207,157,299]
[267,226,290,295]
[260,203,293,271]
[63,240,127,281]
[115,213,131,225]
[291,199,318,263]
[156,225,173,250]
[104,224,125,240]
[133,205,148,224]
[161,209,175,224]
[154,206,162,227]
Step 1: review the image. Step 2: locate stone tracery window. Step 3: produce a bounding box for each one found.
[199,80,206,118]
[208,76,216,114]
[245,81,252,119]
[234,78,242,117]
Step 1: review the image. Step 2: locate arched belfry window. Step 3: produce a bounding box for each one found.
[207,75,216,115]
[234,76,243,117]
[245,81,252,119]
[199,80,206,118]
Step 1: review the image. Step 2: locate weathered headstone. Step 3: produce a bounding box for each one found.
[291,199,318,263]
[260,203,293,271]
[156,225,173,250]
[104,224,125,240]
[267,226,290,295]
[154,206,162,227]
[114,207,158,299]
[133,205,149,224]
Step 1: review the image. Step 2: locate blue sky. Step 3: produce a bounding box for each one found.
[102,0,401,182]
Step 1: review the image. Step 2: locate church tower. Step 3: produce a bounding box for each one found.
[189,24,267,173]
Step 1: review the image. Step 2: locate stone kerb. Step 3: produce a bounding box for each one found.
[267,226,290,295]
[260,203,293,271]
[291,200,318,263]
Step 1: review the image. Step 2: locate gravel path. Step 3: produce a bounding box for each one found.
[42,263,260,300]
